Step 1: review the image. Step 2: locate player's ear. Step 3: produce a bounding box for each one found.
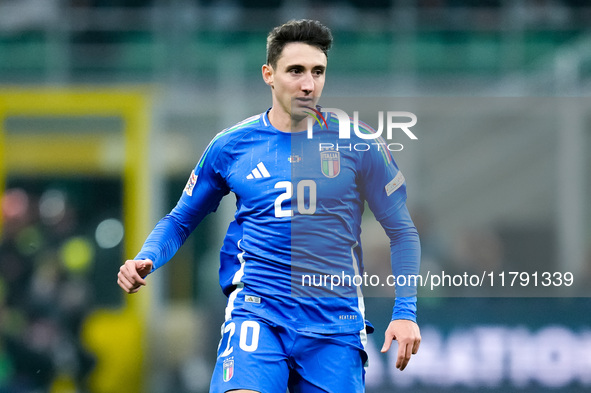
[262,64,274,88]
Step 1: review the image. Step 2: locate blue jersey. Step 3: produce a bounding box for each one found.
[136,108,420,334]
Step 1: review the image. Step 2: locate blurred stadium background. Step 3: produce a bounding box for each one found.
[0,1,590,392]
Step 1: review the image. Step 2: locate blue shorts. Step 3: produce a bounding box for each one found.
[209,311,368,393]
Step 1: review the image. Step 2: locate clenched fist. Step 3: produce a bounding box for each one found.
[117,259,153,294]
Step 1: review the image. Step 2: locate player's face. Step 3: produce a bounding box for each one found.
[263,42,327,128]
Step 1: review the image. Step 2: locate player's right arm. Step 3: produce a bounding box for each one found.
[117,133,231,292]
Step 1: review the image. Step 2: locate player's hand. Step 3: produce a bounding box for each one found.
[381,319,421,371]
[117,259,153,294]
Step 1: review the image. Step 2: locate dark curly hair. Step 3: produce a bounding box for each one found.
[266,19,333,68]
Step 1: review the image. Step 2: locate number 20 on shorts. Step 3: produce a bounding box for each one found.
[220,320,261,356]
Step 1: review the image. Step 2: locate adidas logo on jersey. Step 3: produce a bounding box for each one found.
[246,162,271,179]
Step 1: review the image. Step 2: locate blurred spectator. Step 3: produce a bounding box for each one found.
[0,188,95,392]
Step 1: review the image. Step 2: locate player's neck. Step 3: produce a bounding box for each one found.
[268,107,307,133]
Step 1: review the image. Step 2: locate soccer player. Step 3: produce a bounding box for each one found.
[118,19,421,393]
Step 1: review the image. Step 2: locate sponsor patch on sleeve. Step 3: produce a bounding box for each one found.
[183,170,197,196]
[385,171,405,196]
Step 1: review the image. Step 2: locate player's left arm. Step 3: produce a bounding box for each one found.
[377,204,421,371]
[357,131,421,370]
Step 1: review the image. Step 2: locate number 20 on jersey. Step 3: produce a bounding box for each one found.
[274,180,317,217]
